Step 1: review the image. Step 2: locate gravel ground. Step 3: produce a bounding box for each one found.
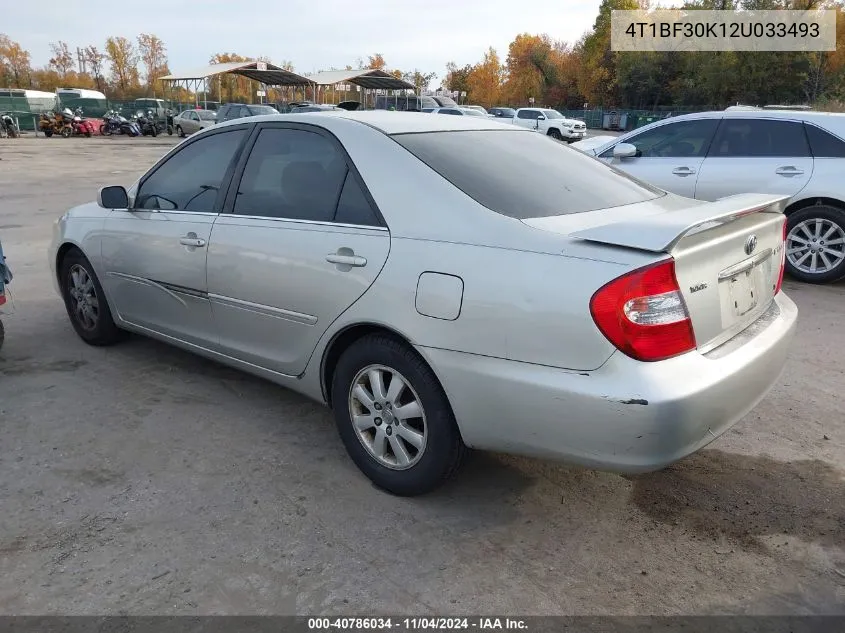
[0,135,843,616]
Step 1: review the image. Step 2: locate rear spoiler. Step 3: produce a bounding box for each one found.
[569,193,789,253]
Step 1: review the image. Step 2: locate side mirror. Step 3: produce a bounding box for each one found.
[613,143,638,159]
[536,114,546,121]
[98,185,129,209]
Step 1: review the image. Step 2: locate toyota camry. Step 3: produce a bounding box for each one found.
[49,112,797,496]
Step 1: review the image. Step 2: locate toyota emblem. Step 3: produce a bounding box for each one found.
[744,234,758,256]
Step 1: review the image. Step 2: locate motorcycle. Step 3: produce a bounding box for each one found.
[38,111,73,138]
[0,237,12,350]
[100,110,142,137]
[71,107,95,137]
[134,110,159,137]
[0,112,19,138]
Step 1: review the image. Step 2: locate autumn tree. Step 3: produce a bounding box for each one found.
[502,34,553,105]
[49,41,75,77]
[105,36,141,97]
[83,45,107,91]
[577,0,641,106]
[0,34,32,87]
[444,62,472,97]
[467,48,503,107]
[402,69,437,92]
[137,34,169,93]
[366,54,386,70]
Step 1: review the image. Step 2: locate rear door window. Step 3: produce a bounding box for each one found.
[708,119,810,157]
[393,129,664,219]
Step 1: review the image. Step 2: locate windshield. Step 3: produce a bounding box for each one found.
[392,130,665,219]
[542,109,563,119]
[248,105,278,115]
[197,110,216,120]
[461,108,487,117]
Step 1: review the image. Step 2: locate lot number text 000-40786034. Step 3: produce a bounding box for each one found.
[610,9,837,52]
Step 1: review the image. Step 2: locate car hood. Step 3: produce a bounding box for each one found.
[570,135,617,155]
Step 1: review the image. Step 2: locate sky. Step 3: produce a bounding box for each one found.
[9,0,613,87]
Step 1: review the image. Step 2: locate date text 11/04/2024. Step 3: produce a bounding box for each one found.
[308,618,528,630]
[623,21,820,39]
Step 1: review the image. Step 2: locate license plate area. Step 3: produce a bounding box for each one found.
[718,251,772,328]
[728,269,758,317]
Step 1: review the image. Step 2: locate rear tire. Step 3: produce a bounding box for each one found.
[176,125,184,138]
[331,333,467,496]
[59,249,125,346]
[785,204,845,284]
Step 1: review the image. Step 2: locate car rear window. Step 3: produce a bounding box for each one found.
[392,130,665,218]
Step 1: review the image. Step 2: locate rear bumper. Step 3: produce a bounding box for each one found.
[418,293,797,473]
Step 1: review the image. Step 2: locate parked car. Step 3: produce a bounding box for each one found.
[429,107,488,117]
[488,107,516,120]
[172,109,217,137]
[50,111,796,496]
[215,103,279,123]
[133,98,169,119]
[464,105,488,115]
[571,110,845,283]
[509,108,587,142]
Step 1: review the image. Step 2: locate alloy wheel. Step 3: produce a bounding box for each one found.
[348,364,428,470]
[786,218,845,276]
[67,264,100,331]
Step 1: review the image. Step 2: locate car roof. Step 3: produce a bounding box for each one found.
[211,110,525,135]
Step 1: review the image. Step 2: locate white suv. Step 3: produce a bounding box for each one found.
[573,110,845,284]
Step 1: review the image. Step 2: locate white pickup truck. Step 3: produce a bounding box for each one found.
[501,108,587,142]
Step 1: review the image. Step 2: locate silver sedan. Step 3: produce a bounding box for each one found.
[172,109,216,136]
[49,112,797,496]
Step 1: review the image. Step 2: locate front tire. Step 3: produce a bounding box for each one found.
[331,334,467,496]
[548,128,563,141]
[176,125,184,138]
[59,249,124,346]
[785,205,845,284]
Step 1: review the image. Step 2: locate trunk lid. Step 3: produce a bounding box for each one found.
[524,193,789,353]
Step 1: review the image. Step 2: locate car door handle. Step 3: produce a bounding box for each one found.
[179,237,206,247]
[326,253,367,267]
[775,166,804,176]
[672,166,696,176]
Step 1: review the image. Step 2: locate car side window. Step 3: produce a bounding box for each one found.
[135,129,246,211]
[233,127,348,222]
[709,119,810,158]
[517,110,536,120]
[804,123,845,158]
[334,171,381,226]
[600,119,719,159]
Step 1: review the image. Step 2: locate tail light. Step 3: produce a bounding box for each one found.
[590,259,696,362]
[775,218,787,295]
[0,292,5,307]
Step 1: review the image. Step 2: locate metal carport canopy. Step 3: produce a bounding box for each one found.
[303,69,415,90]
[160,61,313,86]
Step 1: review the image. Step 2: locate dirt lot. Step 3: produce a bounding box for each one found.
[0,135,843,616]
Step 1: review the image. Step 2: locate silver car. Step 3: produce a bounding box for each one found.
[49,112,797,496]
[572,110,845,284]
[172,109,216,137]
